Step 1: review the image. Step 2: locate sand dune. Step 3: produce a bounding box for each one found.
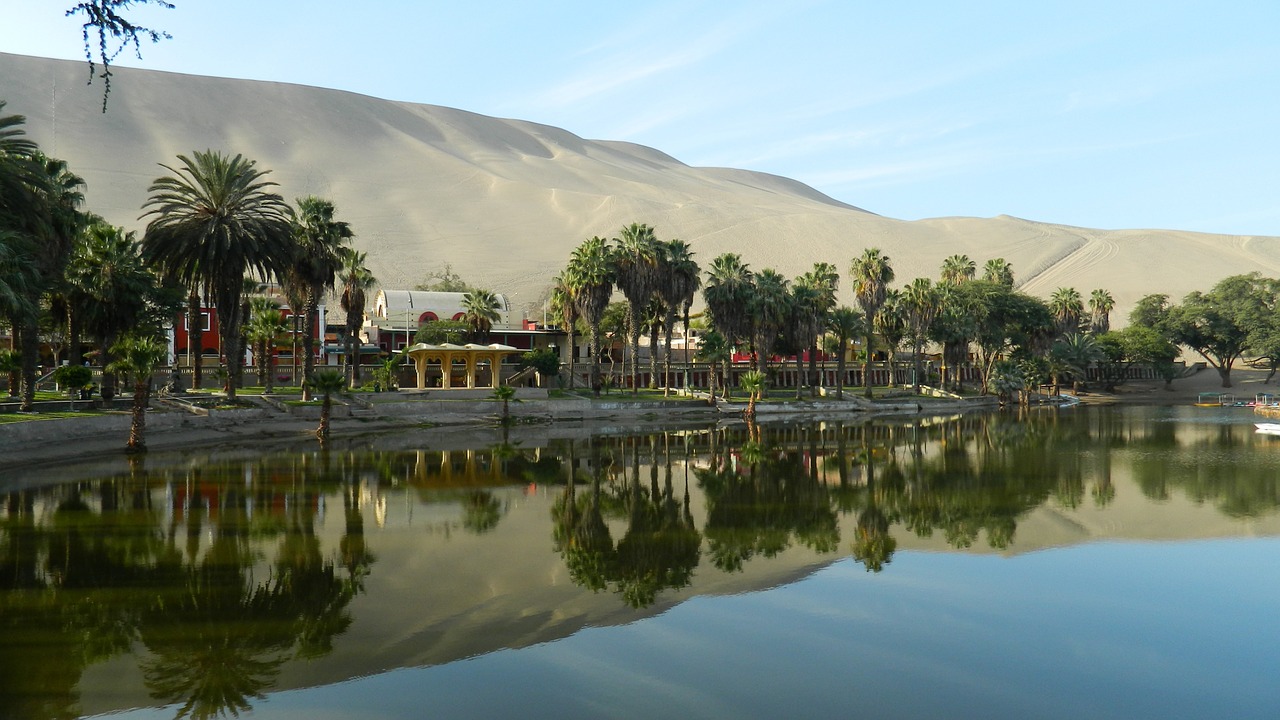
[4,51,1279,321]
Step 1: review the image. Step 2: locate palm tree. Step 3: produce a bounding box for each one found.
[850,248,894,398]
[798,262,839,396]
[106,334,167,453]
[612,223,661,394]
[566,236,613,396]
[657,239,699,396]
[65,220,157,401]
[245,297,287,392]
[0,230,36,354]
[461,288,502,340]
[876,289,906,375]
[338,248,376,388]
[549,274,579,389]
[740,369,766,421]
[786,281,822,399]
[828,306,864,400]
[1049,287,1084,338]
[308,368,347,447]
[9,155,85,410]
[901,277,941,394]
[140,150,296,402]
[1051,332,1101,394]
[280,274,309,387]
[982,258,1015,286]
[695,329,731,402]
[940,254,976,285]
[288,196,353,399]
[749,269,790,391]
[491,384,518,424]
[1089,288,1115,335]
[703,253,753,362]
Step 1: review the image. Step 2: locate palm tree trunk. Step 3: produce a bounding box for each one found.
[662,311,675,397]
[302,296,318,401]
[188,292,203,390]
[589,323,603,396]
[648,320,660,389]
[318,394,332,445]
[127,379,147,452]
[628,306,641,395]
[794,354,804,400]
[836,351,847,400]
[808,342,819,398]
[566,326,576,389]
[862,331,874,398]
[18,319,37,412]
[68,308,83,367]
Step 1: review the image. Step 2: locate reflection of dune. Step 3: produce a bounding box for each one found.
[6,51,1280,324]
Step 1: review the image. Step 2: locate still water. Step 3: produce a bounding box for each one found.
[3,406,1279,719]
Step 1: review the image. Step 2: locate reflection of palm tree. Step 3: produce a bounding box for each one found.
[612,438,701,608]
[462,490,504,533]
[851,504,897,572]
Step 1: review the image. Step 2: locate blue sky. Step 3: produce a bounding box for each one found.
[2,0,1277,235]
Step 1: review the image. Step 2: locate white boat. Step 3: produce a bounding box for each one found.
[1254,423,1280,435]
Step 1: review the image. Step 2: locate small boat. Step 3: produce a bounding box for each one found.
[1254,423,1280,435]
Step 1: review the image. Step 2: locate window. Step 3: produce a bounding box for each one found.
[184,312,212,332]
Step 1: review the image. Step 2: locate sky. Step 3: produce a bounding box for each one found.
[1,0,1277,236]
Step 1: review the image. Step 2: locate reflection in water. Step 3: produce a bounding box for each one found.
[2,407,1279,718]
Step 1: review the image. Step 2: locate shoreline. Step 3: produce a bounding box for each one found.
[3,368,1271,479]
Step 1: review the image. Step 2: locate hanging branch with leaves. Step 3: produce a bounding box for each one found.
[66,0,175,111]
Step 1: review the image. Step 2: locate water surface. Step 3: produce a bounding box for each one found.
[3,406,1278,719]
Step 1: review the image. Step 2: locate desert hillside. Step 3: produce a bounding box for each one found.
[4,52,1279,320]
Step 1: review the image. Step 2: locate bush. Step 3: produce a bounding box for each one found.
[53,364,93,390]
[520,348,561,377]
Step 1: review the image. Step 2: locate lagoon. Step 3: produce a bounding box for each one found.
[3,405,1278,719]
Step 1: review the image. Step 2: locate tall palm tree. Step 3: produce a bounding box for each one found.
[549,274,579,388]
[0,230,36,348]
[749,269,790,392]
[1049,286,1084,338]
[140,150,296,402]
[7,155,85,410]
[657,239,699,396]
[703,253,753,365]
[940,254,976,285]
[797,263,839,396]
[850,248,894,398]
[106,334,167,453]
[288,196,353,399]
[612,223,661,394]
[461,288,502,340]
[280,274,309,387]
[901,277,940,394]
[786,281,822,399]
[1088,288,1115,335]
[981,257,1015,286]
[876,289,906,374]
[338,248,376,388]
[828,306,864,400]
[566,236,613,396]
[245,297,287,392]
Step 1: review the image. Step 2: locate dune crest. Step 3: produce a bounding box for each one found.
[3,51,1278,321]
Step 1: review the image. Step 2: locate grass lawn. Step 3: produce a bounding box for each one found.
[0,410,106,424]
[187,386,305,396]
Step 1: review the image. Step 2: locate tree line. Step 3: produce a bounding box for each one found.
[554,221,1273,402]
[0,101,375,449]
